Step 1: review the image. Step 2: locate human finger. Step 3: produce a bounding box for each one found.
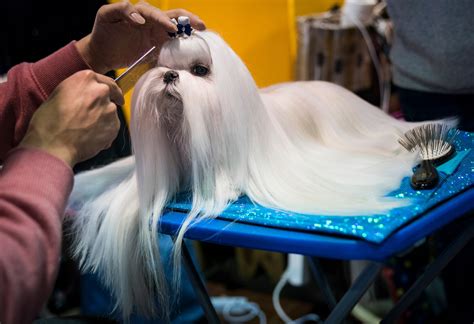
[101,103,121,149]
[104,102,121,133]
[134,2,178,33]
[95,2,145,26]
[165,9,206,30]
[95,74,125,106]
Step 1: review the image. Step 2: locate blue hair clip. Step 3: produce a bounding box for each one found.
[168,16,193,38]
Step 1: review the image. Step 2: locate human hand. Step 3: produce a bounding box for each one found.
[75,2,206,74]
[19,70,123,167]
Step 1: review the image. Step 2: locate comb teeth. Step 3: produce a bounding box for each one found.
[399,123,459,160]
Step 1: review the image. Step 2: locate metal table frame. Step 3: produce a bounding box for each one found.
[160,188,474,323]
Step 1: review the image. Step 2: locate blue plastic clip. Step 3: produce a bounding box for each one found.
[168,17,193,38]
[177,23,184,35]
[178,16,193,36]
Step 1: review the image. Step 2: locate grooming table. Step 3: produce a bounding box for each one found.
[159,133,474,324]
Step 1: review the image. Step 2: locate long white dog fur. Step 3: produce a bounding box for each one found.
[69,30,437,318]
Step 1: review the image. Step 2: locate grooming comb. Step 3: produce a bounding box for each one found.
[115,46,157,94]
[398,123,459,190]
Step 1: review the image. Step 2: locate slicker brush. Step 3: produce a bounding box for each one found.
[398,123,459,190]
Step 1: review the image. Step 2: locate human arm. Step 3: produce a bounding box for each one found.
[0,43,90,161]
[0,70,123,323]
[0,149,73,324]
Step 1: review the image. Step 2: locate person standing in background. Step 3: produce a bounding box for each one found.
[385,1,473,323]
[386,0,474,131]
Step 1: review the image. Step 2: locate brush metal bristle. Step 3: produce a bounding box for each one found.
[398,123,459,161]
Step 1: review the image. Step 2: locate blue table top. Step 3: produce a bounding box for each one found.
[160,187,473,261]
[160,132,473,260]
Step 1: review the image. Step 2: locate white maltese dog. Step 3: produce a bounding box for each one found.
[69,30,435,318]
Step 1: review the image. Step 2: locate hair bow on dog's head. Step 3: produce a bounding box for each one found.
[168,16,193,37]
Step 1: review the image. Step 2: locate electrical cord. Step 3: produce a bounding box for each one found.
[211,296,266,324]
[272,270,322,323]
[351,303,382,324]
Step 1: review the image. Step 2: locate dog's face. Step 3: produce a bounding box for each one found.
[158,35,213,99]
[132,31,262,131]
[131,31,264,192]
[157,35,216,127]
[132,35,216,135]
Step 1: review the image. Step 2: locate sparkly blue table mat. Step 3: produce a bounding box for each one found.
[167,132,473,244]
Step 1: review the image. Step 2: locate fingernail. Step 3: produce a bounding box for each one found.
[198,21,206,30]
[130,12,146,24]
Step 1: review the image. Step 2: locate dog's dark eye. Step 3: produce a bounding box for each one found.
[191,64,209,77]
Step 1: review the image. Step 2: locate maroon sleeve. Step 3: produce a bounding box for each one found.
[0,41,90,161]
[0,148,73,323]
[0,42,88,323]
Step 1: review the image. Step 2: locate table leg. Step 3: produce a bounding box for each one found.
[381,218,474,324]
[308,257,338,309]
[324,261,383,324]
[181,242,221,324]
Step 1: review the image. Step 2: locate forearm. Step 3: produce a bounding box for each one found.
[0,148,73,324]
[0,42,90,161]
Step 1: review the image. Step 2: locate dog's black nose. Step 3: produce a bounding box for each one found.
[163,70,179,84]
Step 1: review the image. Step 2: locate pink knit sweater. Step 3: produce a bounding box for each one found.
[0,42,89,323]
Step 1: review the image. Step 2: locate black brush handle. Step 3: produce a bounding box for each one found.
[411,159,439,190]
